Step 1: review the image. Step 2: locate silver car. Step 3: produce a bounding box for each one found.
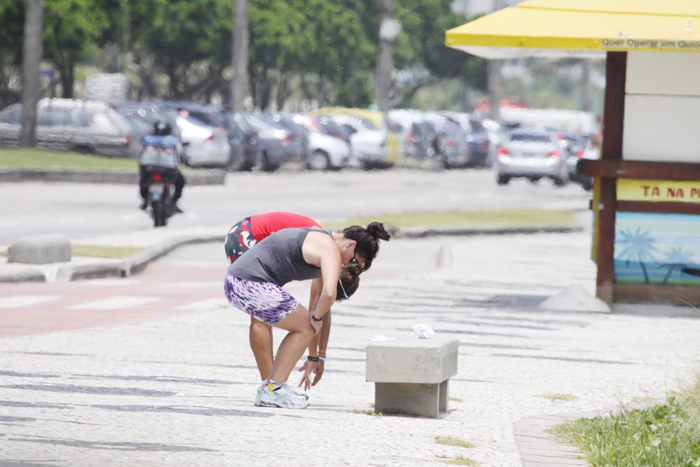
[0,98,138,158]
[494,128,569,186]
[241,112,301,172]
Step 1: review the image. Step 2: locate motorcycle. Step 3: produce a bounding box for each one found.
[138,135,182,228]
[145,167,177,227]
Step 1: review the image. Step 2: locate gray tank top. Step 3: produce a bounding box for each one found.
[227,227,332,286]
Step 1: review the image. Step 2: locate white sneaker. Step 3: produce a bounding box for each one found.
[254,385,265,407]
[256,382,309,409]
[256,380,308,402]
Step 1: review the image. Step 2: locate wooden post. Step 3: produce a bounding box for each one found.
[596,52,627,304]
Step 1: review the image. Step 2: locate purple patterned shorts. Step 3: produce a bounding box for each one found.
[224,273,299,326]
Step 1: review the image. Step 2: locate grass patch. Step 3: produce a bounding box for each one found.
[0,148,139,169]
[537,393,579,401]
[72,245,146,259]
[440,455,479,465]
[354,409,382,417]
[552,395,700,466]
[324,209,575,231]
[450,397,464,403]
[435,436,474,449]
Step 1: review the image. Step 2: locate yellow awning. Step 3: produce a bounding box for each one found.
[446,0,700,58]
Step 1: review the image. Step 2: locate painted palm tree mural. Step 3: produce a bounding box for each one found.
[616,228,658,283]
[659,247,694,284]
[615,212,700,285]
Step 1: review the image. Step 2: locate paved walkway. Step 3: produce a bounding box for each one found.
[2,223,700,466]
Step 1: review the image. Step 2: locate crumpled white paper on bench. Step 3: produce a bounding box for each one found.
[413,324,434,339]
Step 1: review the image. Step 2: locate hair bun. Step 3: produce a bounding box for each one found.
[366,222,391,241]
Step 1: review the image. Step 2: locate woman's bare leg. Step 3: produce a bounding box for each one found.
[249,317,273,380]
[267,304,315,383]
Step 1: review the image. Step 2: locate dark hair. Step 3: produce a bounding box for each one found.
[336,269,360,302]
[343,221,391,272]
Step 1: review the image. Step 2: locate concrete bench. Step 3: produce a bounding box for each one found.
[8,235,72,264]
[366,337,459,418]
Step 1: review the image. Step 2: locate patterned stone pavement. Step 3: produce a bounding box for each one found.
[1,231,699,466]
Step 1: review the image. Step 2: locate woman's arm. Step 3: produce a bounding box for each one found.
[301,232,340,320]
[306,277,322,355]
[299,307,331,390]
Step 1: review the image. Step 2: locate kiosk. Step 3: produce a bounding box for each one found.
[446,0,700,306]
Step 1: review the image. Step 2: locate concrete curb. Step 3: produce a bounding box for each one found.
[118,234,223,277]
[0,168,227,185]
[397,224,584,239]
[51,234,225,282]
[0,268,46,283]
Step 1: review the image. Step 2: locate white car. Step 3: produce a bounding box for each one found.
[176,114,230,168]
[328,114,389,168]
[306,131,353,170]
[292,115,354,170]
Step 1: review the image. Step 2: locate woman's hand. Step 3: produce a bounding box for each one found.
[310,359,324,386]
[298,360,318,391]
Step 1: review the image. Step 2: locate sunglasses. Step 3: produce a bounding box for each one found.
[348,253,365,271]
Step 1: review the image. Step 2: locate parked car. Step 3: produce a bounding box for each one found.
[240,112,301,171]
[118,101,182,141]
[387,109,435,162]
[174,113,230,168]
[116,108,153,148]
[313,107,402,166]
[119,102,230,168]
[289,114,354,170]
[159,101,226,129]
[560,132,594,191]
[273,112,310,161]
[319,114,388,169]
[423,112,471,169]
[160,102,259,172]
[440,111,494,168]
[494,127,569,186]
[223,111,260,171]
[0,98,137,158]
[314,115,354,144]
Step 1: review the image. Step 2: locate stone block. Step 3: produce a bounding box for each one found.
[366,337,458,418]
[366,337,458,384]
[8,235,72,264]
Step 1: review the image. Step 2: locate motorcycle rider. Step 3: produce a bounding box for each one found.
[138,120,186,213]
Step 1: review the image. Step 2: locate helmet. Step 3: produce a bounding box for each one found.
[153,120,172,136]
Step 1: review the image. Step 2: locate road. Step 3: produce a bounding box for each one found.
[0,166,591,246]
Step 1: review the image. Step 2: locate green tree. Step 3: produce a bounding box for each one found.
[291,0,375,108]
[42,0,109,98]
[136,0,232,100]
[247,0,305,109]
[0,0,25,107]
[393,3,487,108]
